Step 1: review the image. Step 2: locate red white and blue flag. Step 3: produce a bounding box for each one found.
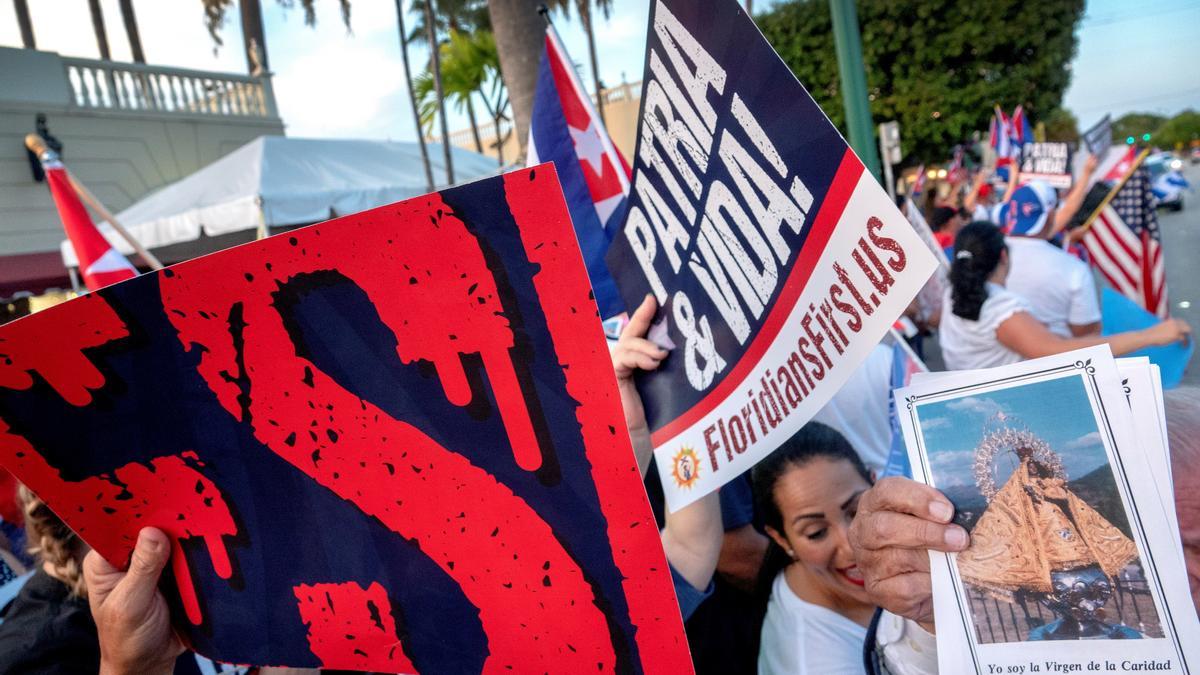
[1010,105,1034,149]
[1082,167,1169,317]
[989,106,1014,161]
[527,25,631,319]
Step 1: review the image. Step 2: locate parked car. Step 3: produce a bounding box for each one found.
[1145,153,1188,211]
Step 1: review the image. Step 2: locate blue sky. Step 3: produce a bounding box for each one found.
[1,0,1197,141]
[916,374,1109,489]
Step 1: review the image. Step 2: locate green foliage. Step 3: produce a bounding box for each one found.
[201,0,351,47]
[1111,112,1167,143]
[1150,110,1200,148]
[405,0,491,45]
[547,0,616,23]
[1042,107,1079,143]
[414,30,508,133]
[755,0,1085,163]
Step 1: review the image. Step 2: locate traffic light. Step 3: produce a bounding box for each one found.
[1126,136,1136,145]
[1142,133,1152,142]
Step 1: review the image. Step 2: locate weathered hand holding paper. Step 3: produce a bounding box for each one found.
[897,346,1200,674]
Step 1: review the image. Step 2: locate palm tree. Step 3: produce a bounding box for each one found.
[414,30,511,166]
[394,0,434,191]
[87,0,111,60]
[489,0,613,159]
[118,0,145,63]
[405,0,489,44]
[13,0,35,48]
[201,0,352,73]
[423,0,454,184]
[488,0,544,159]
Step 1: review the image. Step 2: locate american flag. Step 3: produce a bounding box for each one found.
[1081,167,1168,317]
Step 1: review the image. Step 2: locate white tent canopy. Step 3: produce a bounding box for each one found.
[61,136,501,267]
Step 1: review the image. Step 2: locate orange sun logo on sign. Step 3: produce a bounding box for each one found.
[670,446,700,489]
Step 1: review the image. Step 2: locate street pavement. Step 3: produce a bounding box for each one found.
[1158,160,1200,386]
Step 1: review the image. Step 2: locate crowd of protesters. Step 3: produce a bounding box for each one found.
[0,153,1194,675]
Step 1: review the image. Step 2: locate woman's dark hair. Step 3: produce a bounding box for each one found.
[751,422,872,599]
[950,221,1007,321]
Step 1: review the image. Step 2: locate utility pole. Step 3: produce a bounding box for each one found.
[828,0,881,181]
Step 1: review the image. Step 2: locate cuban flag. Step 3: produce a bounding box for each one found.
[989,106,1014,161]
[41,157,138,291]
[527,25,631,320]
[1010,105,1034,149]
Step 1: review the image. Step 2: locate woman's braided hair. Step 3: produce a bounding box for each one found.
[18,485,87,598]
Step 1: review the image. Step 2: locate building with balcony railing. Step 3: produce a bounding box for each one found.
[0,45,284,297]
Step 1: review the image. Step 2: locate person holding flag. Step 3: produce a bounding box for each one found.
[527,20,631,322]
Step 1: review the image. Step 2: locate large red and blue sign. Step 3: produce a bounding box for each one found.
[606,0,936,510]
[0,166,691,672]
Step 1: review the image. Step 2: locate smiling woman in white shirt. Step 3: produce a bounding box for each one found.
[938,221,1190,371]
[753,422,877,675]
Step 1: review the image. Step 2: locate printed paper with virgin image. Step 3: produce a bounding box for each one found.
[896,346,1199,674]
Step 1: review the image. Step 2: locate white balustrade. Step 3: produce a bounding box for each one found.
[61,57,278,118]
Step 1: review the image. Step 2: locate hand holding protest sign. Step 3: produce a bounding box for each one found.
[606,0,937,511]
[1019,142,1074,188]
[0,167,691,672]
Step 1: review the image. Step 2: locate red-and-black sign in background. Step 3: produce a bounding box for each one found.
[0,166,691,673]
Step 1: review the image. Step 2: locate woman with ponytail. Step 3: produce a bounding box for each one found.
[939,221,1190,370]
[754,422,879,674]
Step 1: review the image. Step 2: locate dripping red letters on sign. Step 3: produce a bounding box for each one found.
[0,166,690,672]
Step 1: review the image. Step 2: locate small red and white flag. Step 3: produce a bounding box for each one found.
[1102,145,1137,184]
[42,157,137,291]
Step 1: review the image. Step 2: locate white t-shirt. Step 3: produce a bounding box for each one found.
[813,343,893,474]
[876,613,939,675]
[1004,237,1101,337]
[758,572,868,675]
[939,283,1030,371]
